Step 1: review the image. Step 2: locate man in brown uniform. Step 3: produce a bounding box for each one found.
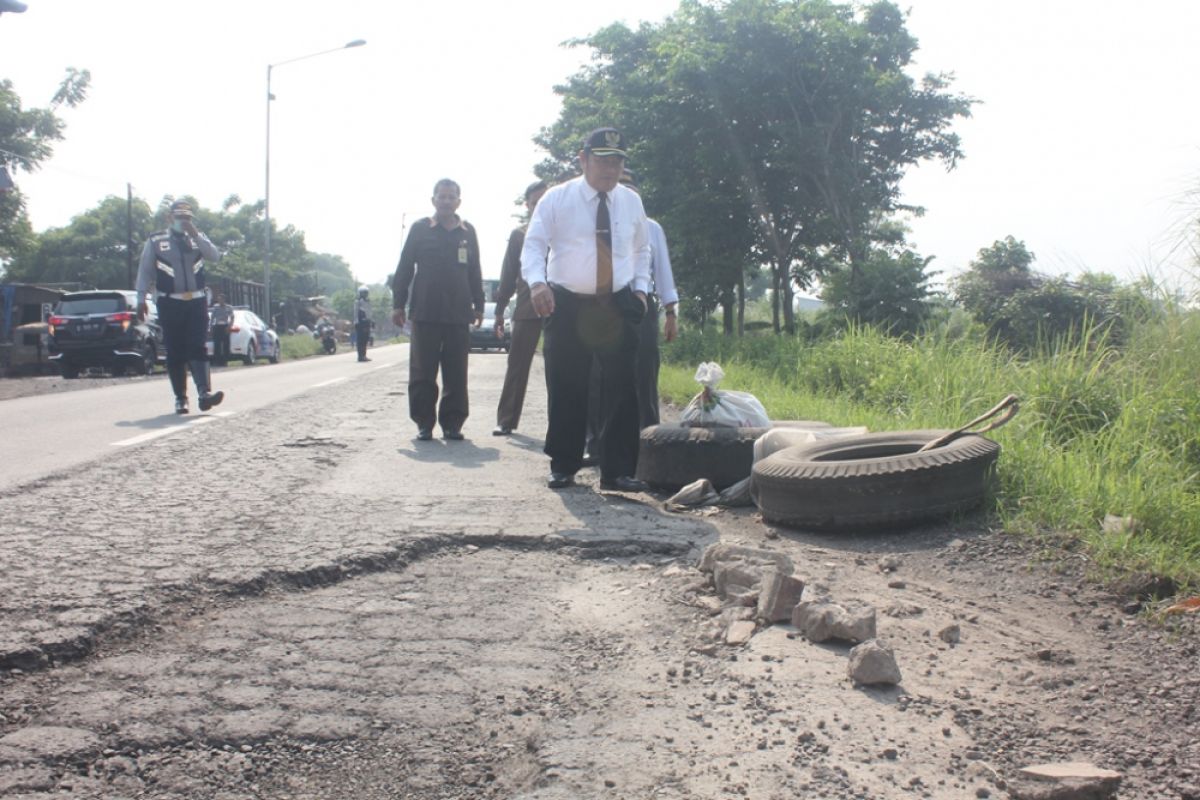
[492,180,549,436]
[391,178,485,441]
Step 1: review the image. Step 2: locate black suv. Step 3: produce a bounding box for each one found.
[48,290,163,378]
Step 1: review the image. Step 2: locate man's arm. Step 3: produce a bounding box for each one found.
[650,220,680,342]
[468,225,485,325]
[135,239,156,318]
[194,231,221,263]
[494,228,524,314]
[391,225,420,326]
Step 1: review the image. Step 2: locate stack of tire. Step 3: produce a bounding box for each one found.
[637,422,1000,532]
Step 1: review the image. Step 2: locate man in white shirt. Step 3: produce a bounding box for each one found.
[521,127,652,491]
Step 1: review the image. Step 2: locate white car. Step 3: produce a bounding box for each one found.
[208,308,280,365]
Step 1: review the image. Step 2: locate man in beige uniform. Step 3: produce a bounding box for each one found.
[492,180,549,436]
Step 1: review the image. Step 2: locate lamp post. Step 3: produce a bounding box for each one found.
[264,39,365,326]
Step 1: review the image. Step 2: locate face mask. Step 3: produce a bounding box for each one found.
[171,220,185,233]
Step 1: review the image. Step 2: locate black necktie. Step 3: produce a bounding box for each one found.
[596,191,613,295]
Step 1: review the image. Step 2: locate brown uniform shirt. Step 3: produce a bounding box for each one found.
[493,225,538,321]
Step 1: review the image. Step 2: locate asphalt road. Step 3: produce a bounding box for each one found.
[0,345,407,492]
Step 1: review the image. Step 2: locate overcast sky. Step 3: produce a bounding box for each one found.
[3,0,1198,295]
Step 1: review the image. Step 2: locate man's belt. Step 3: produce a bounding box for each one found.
[157,290,205,301]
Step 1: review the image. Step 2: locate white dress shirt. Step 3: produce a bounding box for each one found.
[647,218,678,307]
[521,176,652,296]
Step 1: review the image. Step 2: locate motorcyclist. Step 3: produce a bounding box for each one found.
[314,315,336,354]
[354,286,373,363]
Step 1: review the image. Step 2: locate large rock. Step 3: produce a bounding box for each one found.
[792,601,876,643]
[699,543,793,575]
[757,569,806,623]
[1012,762,1122,800]
[847,639,902,686]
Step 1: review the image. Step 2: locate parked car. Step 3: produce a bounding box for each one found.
[48,290,162,378]
[469,302,511,353]
[207,307,280,365]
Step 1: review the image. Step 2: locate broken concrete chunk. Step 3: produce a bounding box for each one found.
[725,620,756,645]
[757,569,806,623]
[1012,762,1122,800]
[939,624,962,644]
[698,543,793,575]
[847,639,902,686]
[726,586,760,608]
[792,601,876,644]
[877,554,903,573]
[713,561,763,599]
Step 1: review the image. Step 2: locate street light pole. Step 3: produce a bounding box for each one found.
[264,39,365,328]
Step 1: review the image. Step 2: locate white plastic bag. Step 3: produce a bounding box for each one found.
[679,362,770,428]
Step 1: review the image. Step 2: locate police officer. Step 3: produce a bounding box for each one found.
[136,199,224,414]
[354,285,373,362]
[209,293,235,366]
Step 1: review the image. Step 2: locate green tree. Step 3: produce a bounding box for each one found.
[4,194,153,288]
[819,246,937,337]
[0,68,91,266]
[536,0,972,335]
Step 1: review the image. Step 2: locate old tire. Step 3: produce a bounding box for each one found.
[752,430,1000,531]
[634,423,769,490]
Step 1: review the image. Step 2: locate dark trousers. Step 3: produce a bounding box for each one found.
[587,298,660,458]
[543,285,642,479]
[211,324,231,365]
[356,321,371,360]
[496,316,542,430]
[159,296,209,399]
[409,320,470,433]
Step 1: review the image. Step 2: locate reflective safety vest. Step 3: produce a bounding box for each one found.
[149,230,208,296]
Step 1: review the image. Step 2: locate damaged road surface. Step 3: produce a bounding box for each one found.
[1,355,1198,799]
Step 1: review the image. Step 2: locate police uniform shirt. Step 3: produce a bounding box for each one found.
[520,176,651,296]
[135,229,220,308]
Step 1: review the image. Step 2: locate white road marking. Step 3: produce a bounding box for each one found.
[371,362,393,371]
[312,377,348,388]
[111,416,216,447]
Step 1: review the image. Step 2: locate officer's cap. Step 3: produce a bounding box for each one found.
[583,128,627,158]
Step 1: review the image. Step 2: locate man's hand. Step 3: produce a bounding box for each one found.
[493,310,505,339]
[474,310,484,327]
[663,312,678,342]
[181,219,199,238]
[530,282,555,317]
[635,291,648,313]
[392,309,406,328]
[138,300,148,322]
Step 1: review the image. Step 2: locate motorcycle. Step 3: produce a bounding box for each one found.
[314,322,337,355]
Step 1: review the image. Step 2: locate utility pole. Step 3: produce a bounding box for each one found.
[126,183,134,289]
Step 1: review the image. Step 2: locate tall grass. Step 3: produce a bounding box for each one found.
[661,310,1200,587]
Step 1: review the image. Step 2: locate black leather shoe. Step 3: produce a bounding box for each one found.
[599,476,650,492]
[580,454,600,468]
[198,390,224,412]
[547,472,576,489]
[174,397,188,415]
[443,429,464,441]
[417,428,433,441]
[492,425,513,436]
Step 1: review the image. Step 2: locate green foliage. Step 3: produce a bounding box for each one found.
[660,304,1200,585]
[537,0,972,323]
[279,332,323,360]
[3,195,153,288]
[0,69,92,264]
[818,247,938,337]
[952,236,1160,352]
